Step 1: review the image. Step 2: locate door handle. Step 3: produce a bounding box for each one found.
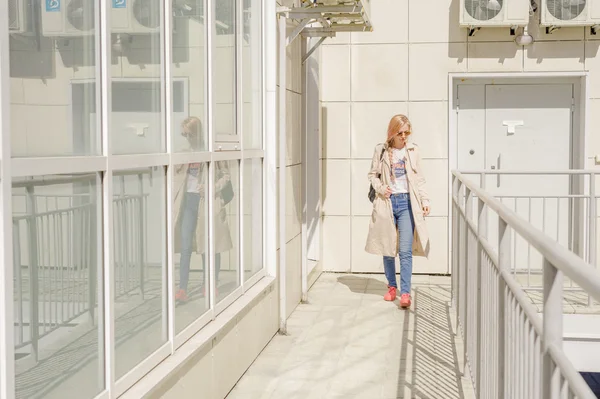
[496,154,501,187]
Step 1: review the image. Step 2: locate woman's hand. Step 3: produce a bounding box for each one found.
[384,186,392,198]
[422,204,430,216]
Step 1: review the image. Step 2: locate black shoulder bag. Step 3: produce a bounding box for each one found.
[368,147,386,203]
[217,164,234,205]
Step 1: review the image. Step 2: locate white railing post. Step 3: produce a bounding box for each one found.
[498,218,510,399]
[452,174,459,312]
[542,257,563,399]
[463,186,473,378]
[589,172,596,307]
[476,186,486,397]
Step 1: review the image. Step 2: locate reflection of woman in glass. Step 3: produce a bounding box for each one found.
[173,117,233,302]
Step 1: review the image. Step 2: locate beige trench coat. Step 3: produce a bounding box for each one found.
[365,142,430,258]
[173,161,233,255]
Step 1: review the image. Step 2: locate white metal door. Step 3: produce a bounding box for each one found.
[457,83,574,275]
[484,84,572,197]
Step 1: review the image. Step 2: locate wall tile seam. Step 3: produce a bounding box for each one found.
[283,162,303,168]
[285,233,302,246]
[321,39,600,45]
[349,40,354,271]
[326,41,475,45]
[324,157,450,161]
[336,215,450,219]
[285,88,303,96]
[322,101,410,104]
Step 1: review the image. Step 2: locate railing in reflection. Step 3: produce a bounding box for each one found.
[13,172,148,363]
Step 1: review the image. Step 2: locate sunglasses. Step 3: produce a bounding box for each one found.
[397,131,411,137]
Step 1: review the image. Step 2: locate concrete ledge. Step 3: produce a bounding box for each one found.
[120,277,278,399]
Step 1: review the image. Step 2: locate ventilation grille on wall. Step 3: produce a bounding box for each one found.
[546,0,586,20]
[66,0,95,32]
[460,0,529,28]
[465,0,503,21]
[133,0,161,29]
[540,0,599,26]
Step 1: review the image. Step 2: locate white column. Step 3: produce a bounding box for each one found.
[277,15,287,334]
[0,0,15,396]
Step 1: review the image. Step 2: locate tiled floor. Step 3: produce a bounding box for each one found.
[226,273,476,399]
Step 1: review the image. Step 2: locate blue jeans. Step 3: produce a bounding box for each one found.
[179,192,220,291]
[383,193,415,295]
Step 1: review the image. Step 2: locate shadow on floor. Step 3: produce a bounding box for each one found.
[337,275,387,293]
[338,275,469,399]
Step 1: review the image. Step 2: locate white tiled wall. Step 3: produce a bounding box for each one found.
[276,13,305,319]
[320,0,600,274]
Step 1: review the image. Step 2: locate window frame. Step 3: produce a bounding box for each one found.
[0,0,267,396]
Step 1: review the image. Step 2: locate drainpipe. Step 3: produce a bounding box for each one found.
[278,14,287,334]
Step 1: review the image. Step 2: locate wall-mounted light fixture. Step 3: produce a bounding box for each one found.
[515,33,534,46]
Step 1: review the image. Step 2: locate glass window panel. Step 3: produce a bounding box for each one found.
[12,174,103,398]
[214,160,239,300]
[110,3,164,155]
[242,0,262,149]
[243,158,263,281]
[173,162,209,334]
[113,167,166,380]
[214,0,237,139]
[10,2,99,157]
[172,2,207,152]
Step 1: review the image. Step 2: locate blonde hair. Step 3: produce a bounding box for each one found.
[182,116,202,135]
[386,114,412,144]
[386,114,412,183]
[182,116,203,148]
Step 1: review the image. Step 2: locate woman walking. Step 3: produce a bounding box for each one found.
[365,114,430,309]
[173,116,233,302]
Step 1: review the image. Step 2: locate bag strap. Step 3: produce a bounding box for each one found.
[377,146,386,175]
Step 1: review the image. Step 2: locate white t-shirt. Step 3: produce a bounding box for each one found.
[390,148,409,194]
[186,162,203,193]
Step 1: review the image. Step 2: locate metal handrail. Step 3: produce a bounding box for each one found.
[454,170,600,303]
[452,170,599,399]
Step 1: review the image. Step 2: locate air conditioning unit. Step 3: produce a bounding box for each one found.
[540,0,600,27]
[127,0,161,34]
[41,0,97,36]
[460,0,530,27]
[9,0,33,34]
[41,0,159,37]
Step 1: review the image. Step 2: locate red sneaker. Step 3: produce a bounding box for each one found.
[399,293,411,309]
[175,289,188,302]
[383,286,397,301]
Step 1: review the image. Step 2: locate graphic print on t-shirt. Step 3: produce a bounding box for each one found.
[391,148,409,194]
[187,162,203,193]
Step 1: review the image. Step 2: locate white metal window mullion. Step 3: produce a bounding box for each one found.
[260,0,268,280]
[240,158,246,289]
[207,0,216,316]
[0,0,15,396]
[11,157,108,178]
[263,0,277,280]
[237,0,245,289]
[164,0,175,352]
[99,0,115,396]
[171,151,212,165]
